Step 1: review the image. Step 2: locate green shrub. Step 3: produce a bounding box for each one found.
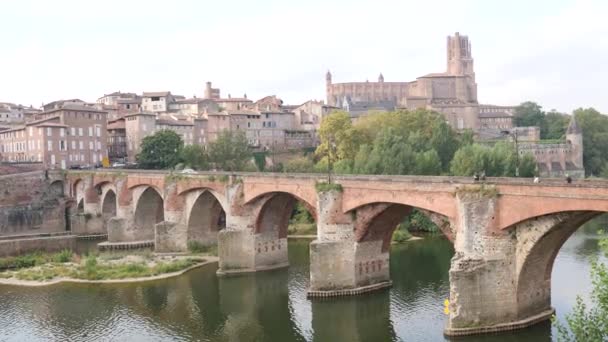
[392,229,412,243]
[53,249,73,263]
[315,182,343,193]
[187,241,218,256]
[85,255,98,278]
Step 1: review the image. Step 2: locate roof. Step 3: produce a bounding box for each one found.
[479,111,513,119]
[116,98,141,104]
[566,115,581,134]
[227,110,259,116]
[156,119,193,126]
[215,97,252,103]
[124,112,156,118]
[175,98,213,104]
[45,105,107,114]
[107,119,125,130]
[142,91,171,97]
[25,116,61,126]
[35,122,68,128]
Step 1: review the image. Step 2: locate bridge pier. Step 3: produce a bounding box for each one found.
[217,185,289,275]
[308,190,392,297]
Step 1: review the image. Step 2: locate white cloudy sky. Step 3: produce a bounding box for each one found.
[1,0,606,113]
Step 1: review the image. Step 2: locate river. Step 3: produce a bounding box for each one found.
[0,224,604,341]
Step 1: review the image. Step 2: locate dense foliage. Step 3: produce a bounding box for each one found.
[303,109,536,177]
[556,229,608,340]
[137,130,184,169]
[208,130,252,171]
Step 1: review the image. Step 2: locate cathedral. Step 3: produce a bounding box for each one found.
[326,32,479,130]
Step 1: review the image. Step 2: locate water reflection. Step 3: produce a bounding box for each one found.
[0,217,605,341]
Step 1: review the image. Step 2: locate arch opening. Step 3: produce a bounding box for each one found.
[255,192,316,240]
[77,199,84,214]
[134,187,164,241]
[514,210,604,320]
[102,190,117,218]
[49,180,64,197]
[354,203,452,253]
[187,191,226,247]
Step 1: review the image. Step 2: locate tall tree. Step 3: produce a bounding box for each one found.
[137,130,184,169]
[573,108,608,176]
[208,130,252,171]
[514,101,546,132]
[180,144,208,170]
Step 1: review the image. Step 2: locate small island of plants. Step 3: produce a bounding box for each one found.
[0,247,215,285]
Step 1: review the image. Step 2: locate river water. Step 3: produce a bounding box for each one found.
[0,226,604,342]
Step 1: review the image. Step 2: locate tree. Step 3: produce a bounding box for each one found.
[573,108,608,176]
[450,144,490,176]
[284,156,315,173]
[208,130,252,171]
[555,237,608,340]
[514,101,546,131]
[317,111,362,162]
[544,111,570,140]
[137,130,184,169]
[180,145,208,170]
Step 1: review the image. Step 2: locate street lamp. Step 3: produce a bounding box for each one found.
[501,129,519,177]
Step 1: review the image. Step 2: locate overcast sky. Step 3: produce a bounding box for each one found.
[1,0,606,113]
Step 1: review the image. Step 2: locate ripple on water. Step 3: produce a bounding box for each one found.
[0,229,604,342]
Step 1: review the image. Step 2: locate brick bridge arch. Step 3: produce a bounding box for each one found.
[506,209,605,323]
[131,185,165,241]
[181,188,228,246]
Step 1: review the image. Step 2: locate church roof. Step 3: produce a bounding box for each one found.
[566,115,581,134]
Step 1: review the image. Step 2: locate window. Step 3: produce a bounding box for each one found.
[47,127,52,135]
[47,140,52,151]
[71,127,76,136]
[60,128,65,137]
[88,127,93,136]
[71,141,76,149]
[79,141,83,150]
[28,127,33,137]
[96,126,101,137]
[79,128,83,136]
[59,140,65,151]
[89,141,93,150]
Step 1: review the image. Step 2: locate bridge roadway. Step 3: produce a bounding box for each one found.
[64,169,608,336]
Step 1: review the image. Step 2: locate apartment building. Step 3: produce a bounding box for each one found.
[0,105,108,169]
[124,112,207,162]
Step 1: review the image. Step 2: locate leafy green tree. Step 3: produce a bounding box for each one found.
[450,144,490,176]
[573,108,608,176]
[514,101,546,130]
[317,111,362,162]
[284,156,315,173]
[414,150,442,175]
[544,111,570,140]
[180,144,208,170]
[253,152,267,171]
[555,236,608,341]
[518,153,537,177]
[137,130,184,169]
[208,130,252,171]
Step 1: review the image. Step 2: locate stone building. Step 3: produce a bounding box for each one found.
[292,100,337,130]
[107,117,127,163]
[517,115,585,178]
[0,104,108,169]
[141,92,175,113]
[326,32,480,131]
[478,105,515,131]
[0,102,41,126]
[124,112,207,162]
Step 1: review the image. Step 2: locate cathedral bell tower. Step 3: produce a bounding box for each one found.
[447,32,475,78]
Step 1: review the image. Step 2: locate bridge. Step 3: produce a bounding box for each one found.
[64,170,608,336]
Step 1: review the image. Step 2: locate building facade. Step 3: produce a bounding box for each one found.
[0,105,108,169]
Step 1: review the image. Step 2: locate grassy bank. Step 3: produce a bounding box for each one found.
[0,250,208,282]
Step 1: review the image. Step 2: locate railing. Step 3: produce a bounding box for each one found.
[65,169,608,188]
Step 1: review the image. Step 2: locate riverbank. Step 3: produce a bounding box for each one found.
[0,250,218,287]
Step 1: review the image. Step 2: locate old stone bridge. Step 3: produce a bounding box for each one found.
[64,170,608,336]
